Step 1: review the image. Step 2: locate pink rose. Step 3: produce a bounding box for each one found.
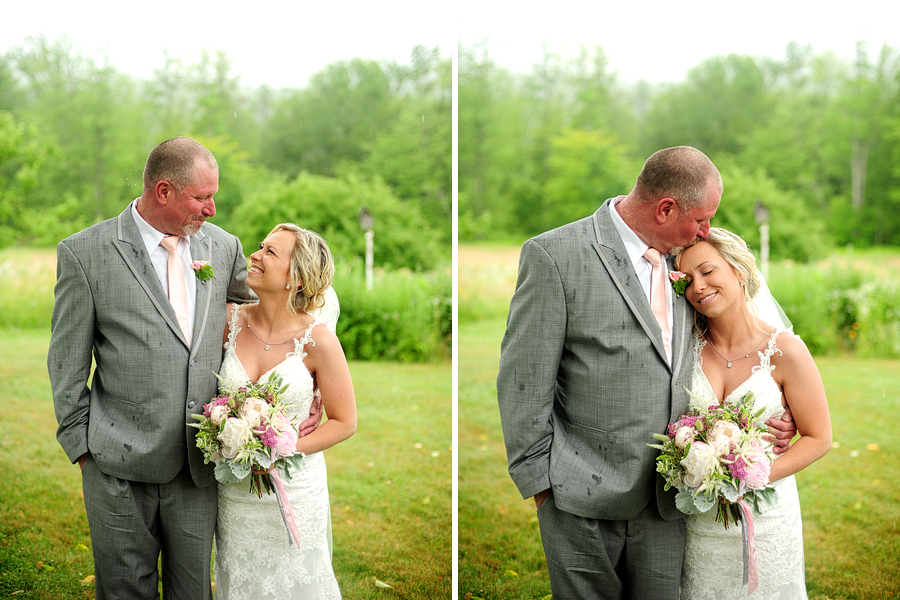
[741,440,771,489]
[273,428,299,456]
[192,260,209,270]
[674,426,695,449]
[209,405,229,426]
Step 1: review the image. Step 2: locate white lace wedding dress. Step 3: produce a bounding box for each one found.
[214,304,341,599]
[681,330,807,599]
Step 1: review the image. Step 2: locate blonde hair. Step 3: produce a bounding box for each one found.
[673,227,761,334]
[267,223,334,315]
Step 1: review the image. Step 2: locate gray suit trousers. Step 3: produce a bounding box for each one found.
[82,456,217,600]
[538,491,685,600]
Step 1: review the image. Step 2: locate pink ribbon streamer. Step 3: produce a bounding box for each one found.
[269,470,302,547]
[738,499,758,596]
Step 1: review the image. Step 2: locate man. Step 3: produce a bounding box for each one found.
[48,137,254,599]
[496,146,794,599]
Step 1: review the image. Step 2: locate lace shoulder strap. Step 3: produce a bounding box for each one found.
[224,303,243,350]
[693,331,706,367]
[756,328,789,371]
[288,318,323,361]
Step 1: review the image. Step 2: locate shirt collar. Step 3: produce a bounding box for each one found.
[608,196,660,269]
[131,199,191,254]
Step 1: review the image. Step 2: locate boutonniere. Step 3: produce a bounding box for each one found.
[669,271,689,296]
[192,261,214,284]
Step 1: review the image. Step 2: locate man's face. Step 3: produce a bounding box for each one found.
[160,161,218,235]
[663,186,720,254]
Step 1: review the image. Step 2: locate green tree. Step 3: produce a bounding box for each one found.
[542,128,634,228]
[712,158,830,262]
[229,171,444,271]
[263,58,395,177]
[359,46,451,241]
[10,36,147,222]
[640,54,773,157]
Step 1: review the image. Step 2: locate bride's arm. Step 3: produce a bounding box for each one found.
[293,328,357,455]
[767,334,832,483]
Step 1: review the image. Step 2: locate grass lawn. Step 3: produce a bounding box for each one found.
[457,242,900,600]
[458,317,900,600]
[0,330,451,599]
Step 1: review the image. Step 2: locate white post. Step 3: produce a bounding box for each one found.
[365,229,374,290]
[759,223,770,279]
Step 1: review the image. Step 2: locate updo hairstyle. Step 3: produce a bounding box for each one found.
[268,223,334,315]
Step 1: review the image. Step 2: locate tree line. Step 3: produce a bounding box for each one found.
[460,40,900,259]
[0,36,450,271]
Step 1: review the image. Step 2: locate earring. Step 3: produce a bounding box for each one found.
[740,280,745,287]
[285,284,291,289]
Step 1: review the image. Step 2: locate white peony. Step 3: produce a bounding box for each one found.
[710,420,742,454]
[681,441,719,488]
[218,417,252,459]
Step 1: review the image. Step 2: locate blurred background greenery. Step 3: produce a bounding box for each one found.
[0,37,451,362]
[459,40,900,260]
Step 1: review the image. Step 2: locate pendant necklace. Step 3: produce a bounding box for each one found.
[246,316,302,351]
[704,334,767,368]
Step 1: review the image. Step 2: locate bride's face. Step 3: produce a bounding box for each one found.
[247,230,296,295]
[678,241,744,319]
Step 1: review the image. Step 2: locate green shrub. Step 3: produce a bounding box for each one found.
[333,260,450,363]
[831,279,900,358]
[229,171,446,272]
[0,247,450,363]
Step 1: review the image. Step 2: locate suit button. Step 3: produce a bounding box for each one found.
[188,401,195,409]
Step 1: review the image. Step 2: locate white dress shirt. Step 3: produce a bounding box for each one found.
[608,197,673,362]
[131,200,197,335]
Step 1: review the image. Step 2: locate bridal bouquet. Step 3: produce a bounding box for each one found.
[189,373,305,545]
[649,389,778,528]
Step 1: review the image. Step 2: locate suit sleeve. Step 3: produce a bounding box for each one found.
[225,235,254,304]
[47,240,95,464]
[496,238,568,500]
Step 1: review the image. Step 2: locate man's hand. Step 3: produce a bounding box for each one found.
[77,454,88,470]
[297,390,324,438]
[766,407,796,455]
[533,489,550,509]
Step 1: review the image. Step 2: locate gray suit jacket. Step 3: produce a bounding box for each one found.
[49,203,253,487]
[497,199,693,521]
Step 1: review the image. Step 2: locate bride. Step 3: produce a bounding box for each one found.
[673,227,832,599]
[214,223,357,599]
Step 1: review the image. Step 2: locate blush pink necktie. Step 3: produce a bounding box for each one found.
[644,247,670,360]
[160,236,191,347]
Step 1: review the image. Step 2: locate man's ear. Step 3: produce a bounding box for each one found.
[155,179,174,206]
[655,197,677,224]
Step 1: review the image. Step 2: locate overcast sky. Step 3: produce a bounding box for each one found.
[459,0,898,84]
[1,0,452,89]
[2,1,896,89]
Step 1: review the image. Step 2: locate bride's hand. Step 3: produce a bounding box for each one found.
[765,407,796,455]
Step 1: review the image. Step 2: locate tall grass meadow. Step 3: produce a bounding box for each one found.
[0,248,452,362]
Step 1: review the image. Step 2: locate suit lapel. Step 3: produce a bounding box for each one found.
[589,200,671,369]
[189,230,214,359]
[668,255,692,380]
[112,204,189,348]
